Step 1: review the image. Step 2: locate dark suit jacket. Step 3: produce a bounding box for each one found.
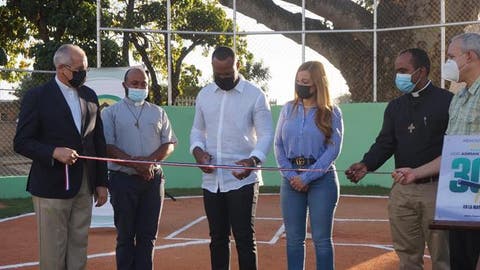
[14,78,108,199]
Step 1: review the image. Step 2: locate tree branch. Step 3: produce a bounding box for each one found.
[219,0,370,69]
[122,0,136,63]
[219,0,373,101]
[35,9,49,42]
[281,0,372,29]
[173,42,198,79]
[130,33,158,87]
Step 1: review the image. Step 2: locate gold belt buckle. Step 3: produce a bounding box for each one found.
[295,157,306,166]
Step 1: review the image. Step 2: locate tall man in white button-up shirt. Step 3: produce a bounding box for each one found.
[190,46,274,270]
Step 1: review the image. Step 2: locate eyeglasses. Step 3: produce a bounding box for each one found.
[65,64,90,73]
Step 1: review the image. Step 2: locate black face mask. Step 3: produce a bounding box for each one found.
[295,83,314,99]
[215,75,239,91]
[69,70,87,88]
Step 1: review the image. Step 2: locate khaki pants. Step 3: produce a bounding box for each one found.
[33,173,92,270]
[388,181,450,270]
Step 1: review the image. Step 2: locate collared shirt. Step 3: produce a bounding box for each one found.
[55,76,81,133]
[361,83,453,170]
[411,80,431,97]
[101,98,177,175]
[274,101,343,184]
[446,76,480,135]
[190,77,274,193]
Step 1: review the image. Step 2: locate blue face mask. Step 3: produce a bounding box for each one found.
[395,69,420,94]
[127,88,148,102]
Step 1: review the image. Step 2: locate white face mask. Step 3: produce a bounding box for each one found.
[127,88,148,103]
[442,59,460,82]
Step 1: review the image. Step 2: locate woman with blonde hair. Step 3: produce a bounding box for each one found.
[274,61,343,270]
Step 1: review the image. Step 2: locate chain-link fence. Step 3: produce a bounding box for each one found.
[1,70,56,176]
[0,0,479,176]
[0,94,28,176]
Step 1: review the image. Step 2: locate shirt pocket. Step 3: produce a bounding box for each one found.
[148,121,161,135]
[465,112,480,133]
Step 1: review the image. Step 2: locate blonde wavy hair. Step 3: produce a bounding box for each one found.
[293,61,333,144]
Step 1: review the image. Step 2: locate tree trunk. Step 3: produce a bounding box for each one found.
[131,33,163,104]
[219,0,480,102]
[121,0,136,64]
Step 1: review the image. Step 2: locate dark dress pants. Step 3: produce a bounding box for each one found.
[108,170,164,270]
[449,230,480,270]
[203,183,259,270]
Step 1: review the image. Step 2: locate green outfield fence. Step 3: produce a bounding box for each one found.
[0,103,394,198]
[2,0,479,198]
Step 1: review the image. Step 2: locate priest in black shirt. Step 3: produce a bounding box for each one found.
[346,48,453,270]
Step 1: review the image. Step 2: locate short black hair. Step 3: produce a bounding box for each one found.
[212,46,236,61]
[399,48,431,75]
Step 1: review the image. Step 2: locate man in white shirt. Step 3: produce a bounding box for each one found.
[190,46,274,270]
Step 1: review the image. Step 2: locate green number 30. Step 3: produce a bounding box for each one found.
[450,157,480,193]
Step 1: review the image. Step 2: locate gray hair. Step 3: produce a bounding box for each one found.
[451,32,480,58]
[53,44,86,68]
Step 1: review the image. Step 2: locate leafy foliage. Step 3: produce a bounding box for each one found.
[0,4,32,82]
[1,0,124,94]
[1,0,269,104]
[110,0,270,104]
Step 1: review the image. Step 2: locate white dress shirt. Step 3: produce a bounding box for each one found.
[190,77,274,192]
[55,76,82,134]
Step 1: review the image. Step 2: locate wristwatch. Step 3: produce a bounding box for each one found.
[250,156,261,167]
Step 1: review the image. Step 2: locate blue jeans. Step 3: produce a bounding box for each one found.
[108,170,165,270]
[281,171,339,270]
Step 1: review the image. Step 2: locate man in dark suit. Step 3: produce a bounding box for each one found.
[13,44,108,270]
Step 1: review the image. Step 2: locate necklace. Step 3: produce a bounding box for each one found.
[303,102,316,108]
[125,102,145,128]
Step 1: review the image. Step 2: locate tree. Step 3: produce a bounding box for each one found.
[0,0,125,97]
[112,0,270,104]
[218,0,480,102]
[0,3,31,82]
[0,47,8,66]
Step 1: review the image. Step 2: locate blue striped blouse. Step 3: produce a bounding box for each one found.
[274,101,343,184]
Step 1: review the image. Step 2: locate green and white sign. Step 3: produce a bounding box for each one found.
[436,135,480,222]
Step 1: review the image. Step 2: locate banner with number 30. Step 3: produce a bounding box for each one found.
[436,135,480,222]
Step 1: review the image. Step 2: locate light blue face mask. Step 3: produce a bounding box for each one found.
[127,88,148,102]
[395,69,420,94]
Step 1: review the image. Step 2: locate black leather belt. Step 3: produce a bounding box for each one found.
[109,169,162,177]
[415,176,439,184]
[289,156,316,167]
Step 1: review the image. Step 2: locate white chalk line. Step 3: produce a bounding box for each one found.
[165,216,207,239]
[0,240,410,270]
[0,194,389,223]
[0,194,391,269]
[0,212,34,223]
